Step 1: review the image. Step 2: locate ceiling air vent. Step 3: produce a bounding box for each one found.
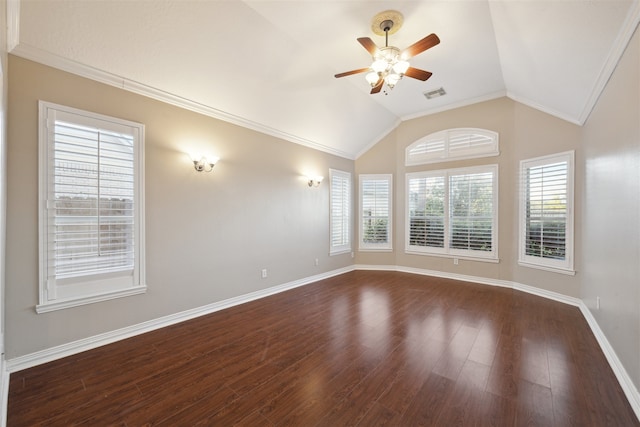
[424,87,446,100]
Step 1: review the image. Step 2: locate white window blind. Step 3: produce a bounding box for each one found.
[449,171,494,253]
[51,120,135,278]
[519,151,574,274]
[406,165,498,260]
[406,128,499,166]
[359,174,392,251]
[38,101,146,312]
[330,169,351,255]
[408,173,445,250]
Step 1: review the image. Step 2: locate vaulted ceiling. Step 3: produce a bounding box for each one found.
[9,1,640,159]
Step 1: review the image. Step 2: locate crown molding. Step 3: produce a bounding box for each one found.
[578,0,640,125]
[506,91,582,126]
[6,0,19,52]
[400,90,508,122]
[9,43,356,160]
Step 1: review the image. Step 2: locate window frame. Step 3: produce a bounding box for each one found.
[329,168,352,256]
[405,128,499,166]
[37,101,146,313]
[518,151,575,275]
[405,164,499,262]
[359,174,393,252]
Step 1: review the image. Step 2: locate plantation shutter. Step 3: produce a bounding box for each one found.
[406,129,499,166]
[449,171,494,252]
[407,174,446,250]
[406,165,497,260]
[525,161,568,260]
[45,110,137,290]
[330,169,351,254]
[447,130,496,159]
[360,175,391,250]
[406,136,446,164]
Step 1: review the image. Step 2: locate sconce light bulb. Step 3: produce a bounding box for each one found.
[307,176,324,187]
[193,156,219,173]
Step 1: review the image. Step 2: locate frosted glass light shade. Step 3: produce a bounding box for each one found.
[366,71,380,85]
[393,60,410,74]
[371,59,388,73]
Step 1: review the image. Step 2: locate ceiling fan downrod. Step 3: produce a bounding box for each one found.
[380,19,394,47]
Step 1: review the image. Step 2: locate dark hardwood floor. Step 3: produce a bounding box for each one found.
[8,271,639,426]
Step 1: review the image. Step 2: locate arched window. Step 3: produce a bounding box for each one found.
[405,128,499,166]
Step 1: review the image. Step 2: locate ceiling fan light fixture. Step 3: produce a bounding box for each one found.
[393,60,410,75]
[366,71,380,85]
[334,10,439,95]
[386,73,401,87]
[371,59,388,73]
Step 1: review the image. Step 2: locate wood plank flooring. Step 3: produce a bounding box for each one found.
[8,271,639,426]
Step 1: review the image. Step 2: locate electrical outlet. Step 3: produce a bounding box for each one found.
[314,258,319,266]
[454,258,459,265]
[351,252,355,258]
[596,296,601,310]
[261,269,267,279]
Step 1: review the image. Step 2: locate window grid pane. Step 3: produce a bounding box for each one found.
[525,161,568,260]
[407,166,497,259]
[449,172,494,252]
[361,178,390,245]
[408,175,445,248]
[52,121,135,278]
[330,171,351,251]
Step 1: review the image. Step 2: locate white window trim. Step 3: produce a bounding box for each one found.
[37,101,146,313]
[329,168,352,256]
[406,128,499,166]
[405,164,499,262]
[518,150,575,275]
[359,174,393,252]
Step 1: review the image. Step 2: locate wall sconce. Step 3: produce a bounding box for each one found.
[307,176,324,187]
[193,156,219,173]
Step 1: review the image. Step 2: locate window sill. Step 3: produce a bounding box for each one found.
[358,248,393,253]
[329,248,352,257]
[36,285,147,314]
[518,261,576,276]
[405,250,499,264]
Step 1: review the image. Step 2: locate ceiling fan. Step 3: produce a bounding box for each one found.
[334,10,440,94]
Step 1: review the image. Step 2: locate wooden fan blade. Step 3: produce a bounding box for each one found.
[403,33,440,59]
[404,67,433,81]
[357,37,379,56]
[370,78,384,94]
[334,68,370,78]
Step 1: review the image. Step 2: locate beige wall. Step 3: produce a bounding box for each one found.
[0,0,7,356]
[581,27,640,388]
[510,102,583,296]
[355,97,582,297]
[5,56,354,359]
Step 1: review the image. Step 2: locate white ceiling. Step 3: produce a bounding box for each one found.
[10,1,640,159]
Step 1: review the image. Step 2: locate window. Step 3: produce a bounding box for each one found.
[330,169,351,255]
[38,101,146,312]
[519,151,574,275]
[359,174,392,251]
[406,165,498,260]
[406,128,499,166]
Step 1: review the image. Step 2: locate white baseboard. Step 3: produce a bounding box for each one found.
[579,302,640,421]
[356,263,581,305]
[5,266,354,373]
